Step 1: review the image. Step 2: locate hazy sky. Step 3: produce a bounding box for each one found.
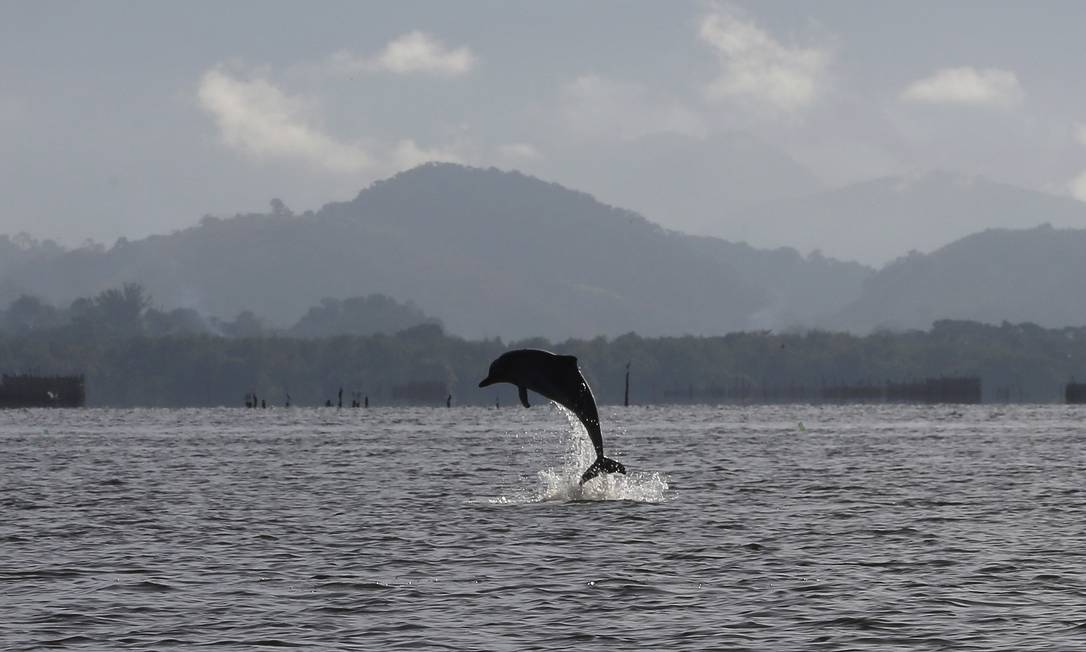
[3,1,1086,252]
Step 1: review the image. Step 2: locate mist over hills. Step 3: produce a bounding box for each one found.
[733,172,1086,266]
[0,164,868,339]
[832,224,1086,332]
[544,132,824,237]
[5,163,1086,338]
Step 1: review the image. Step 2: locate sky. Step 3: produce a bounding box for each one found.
[3,1,1086,256]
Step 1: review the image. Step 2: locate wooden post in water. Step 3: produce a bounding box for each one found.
[624,362,630,407]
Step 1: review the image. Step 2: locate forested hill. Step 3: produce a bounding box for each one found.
[0,164,870,339]
[832,224,1086,332]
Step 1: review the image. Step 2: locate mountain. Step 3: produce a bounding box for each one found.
[831,224,1086,332]
[733,172,1086,265]
[0,164,869,339]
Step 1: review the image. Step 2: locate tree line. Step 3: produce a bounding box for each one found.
[2,286,1085,406]
[0,284,438,340]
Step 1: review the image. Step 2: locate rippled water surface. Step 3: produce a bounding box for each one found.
[3,404,1086,650]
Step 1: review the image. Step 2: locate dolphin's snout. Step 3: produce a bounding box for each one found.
[478,376,495,388]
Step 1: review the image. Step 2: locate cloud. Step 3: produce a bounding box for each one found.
[560,74,705,140]
[197,68,371,173]
[900,67,1023,108]
[1070,123,1086,202]
[197,66,471,179]
[327,31,476,77]
[496,142,542,161]
[1070,171,1086,202]
[392,139,464,168]
[698,9,831,113]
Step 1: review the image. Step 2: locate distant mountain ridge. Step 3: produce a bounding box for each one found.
[9,163,1086,337]
[0,164,869,339]
[733,171,1086,265]
[830,224,1086,331]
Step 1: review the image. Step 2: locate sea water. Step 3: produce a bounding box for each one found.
[2,404,1085,650]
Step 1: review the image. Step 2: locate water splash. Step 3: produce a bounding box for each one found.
[533,466,670,503]
[493,403,669,504]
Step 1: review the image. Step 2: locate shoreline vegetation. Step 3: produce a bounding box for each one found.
[3,288,1086,407]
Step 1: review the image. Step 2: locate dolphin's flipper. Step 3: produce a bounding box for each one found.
[518,385,530,408]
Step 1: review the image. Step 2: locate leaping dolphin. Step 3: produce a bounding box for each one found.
[479,349,627,484]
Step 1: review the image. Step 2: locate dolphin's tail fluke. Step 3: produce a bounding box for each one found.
[579,456,626,485]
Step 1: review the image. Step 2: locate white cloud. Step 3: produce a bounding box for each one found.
[1070,170,1086,202]
[392,139,464,169]
[560,74,705,141]
[197,66,471,179]
[900,67,1023,108]
[328,31,476,77]
[698,9,831,113]
[197,68,371,173]
[496,142,542,161]
[1069,121,1086,201]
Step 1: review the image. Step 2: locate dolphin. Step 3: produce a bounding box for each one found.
[479,349,627,484]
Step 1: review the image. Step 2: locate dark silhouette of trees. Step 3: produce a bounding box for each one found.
[3,295,62,333]
[144,307,210,337]
[214,310,265,338]
[5,286,1086,407]
[93,283,150,337]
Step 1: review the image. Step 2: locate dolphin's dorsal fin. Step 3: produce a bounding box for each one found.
[518,385,531,408]
[559,354,578,366]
